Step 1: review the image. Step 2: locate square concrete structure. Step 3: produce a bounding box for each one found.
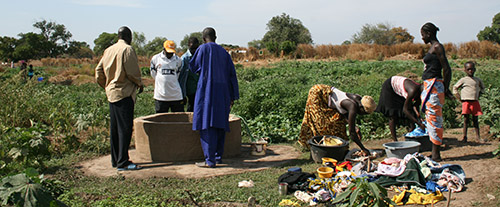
[134,112,241,162]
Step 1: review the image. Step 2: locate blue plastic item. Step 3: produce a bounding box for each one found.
[287,167,302,173]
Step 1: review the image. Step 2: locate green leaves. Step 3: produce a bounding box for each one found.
[0,170,66,207]
[331,178,395,207]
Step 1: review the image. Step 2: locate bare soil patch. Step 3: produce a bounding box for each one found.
[79,127,500,206]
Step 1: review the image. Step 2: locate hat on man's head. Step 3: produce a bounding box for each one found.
[163,40,176,53]
[361,96,376,114]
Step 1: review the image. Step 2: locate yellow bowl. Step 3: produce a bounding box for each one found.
[321,157,337,166]
[317,167,334,178]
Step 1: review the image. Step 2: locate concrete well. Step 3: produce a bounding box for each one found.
[134,112,241,162]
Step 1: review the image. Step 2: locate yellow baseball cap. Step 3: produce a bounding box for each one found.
[163,40,176,53]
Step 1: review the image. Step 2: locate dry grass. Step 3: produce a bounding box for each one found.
[238,41,499,61]
[19,41,499,83]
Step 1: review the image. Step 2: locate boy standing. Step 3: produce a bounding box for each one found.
[452,61,485,142]
[150,40,184,113]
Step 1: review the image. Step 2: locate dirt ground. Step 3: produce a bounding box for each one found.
[80,144,302,179]
[80,127,500,206]
[362,127,500,207]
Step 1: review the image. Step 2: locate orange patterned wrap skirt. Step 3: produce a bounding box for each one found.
[298,84,347,148]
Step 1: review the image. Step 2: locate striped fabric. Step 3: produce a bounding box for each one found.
[421,78,445,145]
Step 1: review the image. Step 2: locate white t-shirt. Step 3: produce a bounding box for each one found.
[150,52,183,101]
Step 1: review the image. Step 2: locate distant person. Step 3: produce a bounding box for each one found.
[375,76,424,141]
[190,27,239,168]
[298,84,377,156]
[453,61,485,143]
[150,40,184,113]
[20,61,27,81]
[179,37,200,112]
[95,26,143,171]
[28,64,34,79]
[420,22,453,161]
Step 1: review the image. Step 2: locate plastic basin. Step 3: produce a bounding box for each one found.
[383,141,421,159]
[404,135,432,152]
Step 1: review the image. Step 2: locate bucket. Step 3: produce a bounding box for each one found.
[317,167,334,178]
[308,135,349,163]
[383,141,421,159]
[405,135,432,152]
[250,138,268,156]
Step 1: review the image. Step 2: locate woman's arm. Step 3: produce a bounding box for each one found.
[435,43,453,99]
[341,99,369,155]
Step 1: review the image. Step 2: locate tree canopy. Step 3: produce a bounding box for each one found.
[132,31,147,56]
[93,32,118,56]
[261,13,313,53]
[144,37,167,57]
[0,20,93,61]
[352,23,414,45]
[477,12,500,44]
[180,32,202,52]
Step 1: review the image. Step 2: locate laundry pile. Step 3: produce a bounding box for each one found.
[277,152,465,206]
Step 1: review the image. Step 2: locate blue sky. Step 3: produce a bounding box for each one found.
[1,0,499,48]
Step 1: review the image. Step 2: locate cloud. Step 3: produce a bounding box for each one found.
[70,0,145,8]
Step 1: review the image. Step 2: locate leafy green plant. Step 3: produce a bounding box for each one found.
[332,178,395,207]
[493,144,500,158]
[0,168,66,207]
[479,87,500,136]
[0,122,51,175]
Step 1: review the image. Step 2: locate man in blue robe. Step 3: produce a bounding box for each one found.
[190,27,239,168]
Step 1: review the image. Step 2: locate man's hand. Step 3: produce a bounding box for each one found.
[138,85,144,94]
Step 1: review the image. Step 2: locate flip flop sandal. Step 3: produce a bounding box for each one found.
[117,163,142,171]
[195,162,215,168]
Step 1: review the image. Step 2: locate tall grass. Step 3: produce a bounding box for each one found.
[241,41,500,61]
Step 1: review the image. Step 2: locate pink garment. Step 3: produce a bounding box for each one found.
[375,157,406,177]
[391,76,409,99]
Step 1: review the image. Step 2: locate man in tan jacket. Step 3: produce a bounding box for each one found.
[96,26,143,171]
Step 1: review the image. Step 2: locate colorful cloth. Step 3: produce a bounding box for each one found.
[462,100,483,116]
[391,76,410,99]
[391,189,443,205]
[298,84,347,147]
[421,78,444,145]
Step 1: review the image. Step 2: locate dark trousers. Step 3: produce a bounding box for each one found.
[200,128,226,166]
[186,93,196,112]
[155,100,184,113]
[109,97,134,168]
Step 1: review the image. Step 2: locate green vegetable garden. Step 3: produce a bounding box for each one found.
[1,59,500,206]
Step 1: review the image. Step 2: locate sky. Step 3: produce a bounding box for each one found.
[1,0,499,49]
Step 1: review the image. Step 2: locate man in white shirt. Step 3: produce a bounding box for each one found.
[150,40,183,113]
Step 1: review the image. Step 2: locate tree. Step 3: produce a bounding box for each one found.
[12,32,48,61]
[247,39,263,49]
[33,20,73,57]
[261,13,313,53]
[390,27,414,43]
[0,36,17,61]
[179,32,202,52]
[352,23,413,45]
[93,32,118,56]
[144,37,167,57]
[477,12,500,44]
[66,41,94,58]
[132,31,147,56]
